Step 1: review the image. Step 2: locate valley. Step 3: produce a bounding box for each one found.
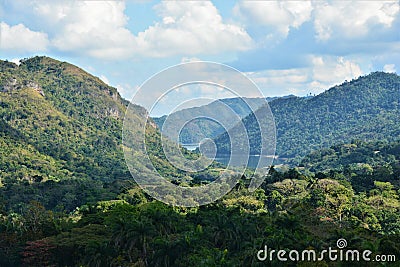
[0,57,398,266]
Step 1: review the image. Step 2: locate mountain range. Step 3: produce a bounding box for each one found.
[1,57,399,210]
[153,95,297,144]
[202,72,399,160]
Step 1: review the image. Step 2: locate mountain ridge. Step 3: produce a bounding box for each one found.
[211,71,400,160]
[0,56,223,210]
[0,56,153,210]
[153,94,299,144]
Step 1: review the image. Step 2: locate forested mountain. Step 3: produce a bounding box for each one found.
[0,57,133,210]
[0,56,209,211]
[212,72,400,160]
[153,95,297,144]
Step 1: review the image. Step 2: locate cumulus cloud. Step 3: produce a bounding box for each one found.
[10,58,21,65]
[116,84,138,100]
[310,56,363,89]
[99,75,110,85]
[314,1,400,41]
[246,56,363,96]
[0,22,49,52]
[234,1,313,37]
[247,68,310,96]
[3,1,253,60]
[136,1,253,57]
[234,0,399,44]
[383,64,396,73]
[32,1,137,59]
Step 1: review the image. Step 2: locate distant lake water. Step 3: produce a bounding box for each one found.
[181,144,199,151]
[181,143,284,168]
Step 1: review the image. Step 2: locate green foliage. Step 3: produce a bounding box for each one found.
[1,174,399,266]
[214,72,400,158]
[301,140,400,192]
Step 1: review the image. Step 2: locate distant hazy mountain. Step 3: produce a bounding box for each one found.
[212,72,400,159]
[153,95,298,144]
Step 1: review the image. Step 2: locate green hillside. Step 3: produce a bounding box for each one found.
[0,57,135,210]
[301,140,400,172]
[298,139,400,192]
[213,72,400,161]
[0,57,213,211]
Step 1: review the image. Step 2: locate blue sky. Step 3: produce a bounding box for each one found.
[1,0,399,116]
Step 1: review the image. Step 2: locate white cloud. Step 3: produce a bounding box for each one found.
[246,56,363,96]
[0,22,49,52]
[249,69,308,87]
[116,84,139,100]
[247,68,311,96]
[5,1,252,59]
[99,75,110,85]
[234,1,313,37]
[311,56,363,89]
[32,1,137,59]
[181,57,201,63]
[136,1,253,57]
[10,58,21,65]
[314,1,400,41]
[383,64,396,73]
[234,0,399,43]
